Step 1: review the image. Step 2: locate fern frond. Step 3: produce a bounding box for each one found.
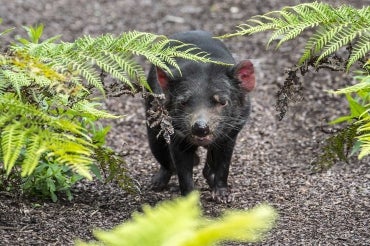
[30,73,54,87]
[54,154,93,179]
[91,51,135,90]
[273,3,328,47]
[331,73,370,94]
[347,35,370,69]
[72,100,120,119]
[2,122,28,174]
[108,52,148,89]
[2,69,32,98]
[0,114,13,129]
[55,119,90,140]
[21,134,45,176]
[223,2,370,69]
[44,133,94,179]
[299,24,343,64]
[233,15,282,36]
[0,71,10,94]
[357,115,370,159]
[117,31,226,75]
[61,49,104,92]
[317,22,368,65]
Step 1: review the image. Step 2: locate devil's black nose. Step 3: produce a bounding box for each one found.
[191,120,210,137]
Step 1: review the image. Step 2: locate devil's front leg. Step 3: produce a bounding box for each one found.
[170,142,198,196]
[204,136,237,203]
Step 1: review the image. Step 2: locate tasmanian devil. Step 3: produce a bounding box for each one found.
[145,30,255,202]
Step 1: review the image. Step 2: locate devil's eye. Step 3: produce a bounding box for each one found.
[178,96,190,107]
[213,94,228,106]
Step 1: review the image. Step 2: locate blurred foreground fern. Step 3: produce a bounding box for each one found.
[76,192,277,246]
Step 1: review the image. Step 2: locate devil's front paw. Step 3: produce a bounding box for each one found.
[150,168,172,191]
[211,187,234,203]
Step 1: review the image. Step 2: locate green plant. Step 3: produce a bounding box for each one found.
[22,160,83,202]
[222,2,370,166]
[330,61,370,159]
[0,23,222,200]
[76,192,278,246]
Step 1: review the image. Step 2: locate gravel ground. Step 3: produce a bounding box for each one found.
[0,0,369,245]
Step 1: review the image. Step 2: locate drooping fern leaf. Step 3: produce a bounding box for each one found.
[2,122,27,174]
[21,134,45,177]
[316,22,367,67]
[72,100,122,120]
[11,31,221,95]
[348,37,370,70]
[222,2,370,70]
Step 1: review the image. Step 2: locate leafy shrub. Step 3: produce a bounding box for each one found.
[76,192,278,246]
[222,2,370,167]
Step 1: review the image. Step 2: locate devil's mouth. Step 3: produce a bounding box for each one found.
[192,135,213,146]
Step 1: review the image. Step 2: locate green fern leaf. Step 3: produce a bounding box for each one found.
[299,24,343,64]
[108,52,148,90]
[332,73,370,94]
[10,30,223,96]
[54,154,93,179]
[66,54,104,93]
[2,122,27,174]
[347,35,370,69]
[91,51,135,90]
[357,116,370,160]
[358,143,370,160]
[0,71,10,94]
[243,15,283,34]
[72,100,121,119]
[317,23,368,65]
[55,119,90,140]
[0,114,14,129]
[44,135,93,179]
[21,134,45,176]
[2,70,32,98]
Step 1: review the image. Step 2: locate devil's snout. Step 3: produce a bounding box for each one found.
[191,119,210,137]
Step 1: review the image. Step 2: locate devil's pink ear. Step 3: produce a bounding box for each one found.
[156,67,169,89]
[234,60,255,92]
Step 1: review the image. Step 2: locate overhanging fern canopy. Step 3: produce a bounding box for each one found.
[222,1,370,70]
[10,31,222,94]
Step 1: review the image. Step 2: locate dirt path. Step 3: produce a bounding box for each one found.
[0,0,369,245]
